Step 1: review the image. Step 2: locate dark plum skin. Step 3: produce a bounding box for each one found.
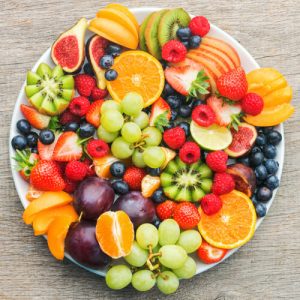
[112,191,155,228]
[65,221,111,268]
[74,177,115,220]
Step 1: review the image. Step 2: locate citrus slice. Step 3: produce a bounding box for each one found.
[96,211,134,258]
[190,121,232,151]
[198,190,257,249]
[106,51,165,107]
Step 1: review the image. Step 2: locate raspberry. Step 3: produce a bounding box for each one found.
[91,87,108,101]
[189,16,210,37]
[59,109,81,125]
[179,142,201,164]
[86,139,109,158]
[82,158,96,177]
[63,176,79,193]
[201,194,222,215]
[173,202,200,230]
[163,127,186,150]
[192,105,216,127]
[212,173,235,195]
[206,151,228,172]
[69,96,90,117]
[65,160,88,181]
[75,74,96,97]
[123,166,146,190]
[241,93,264,116]
[156,200,177,220]
[162,40,187,63]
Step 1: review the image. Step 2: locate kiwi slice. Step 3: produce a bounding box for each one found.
[139,12,154,51]
[158,8,191,47]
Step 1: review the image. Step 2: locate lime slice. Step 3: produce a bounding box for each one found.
[190,121,232,151]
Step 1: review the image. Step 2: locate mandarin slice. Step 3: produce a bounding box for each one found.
[141,175,161,198]
[93,154,119,179]
[263,85,293,107]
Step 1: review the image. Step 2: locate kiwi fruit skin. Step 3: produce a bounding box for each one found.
[158,8,191,47]
[139,12,154,51]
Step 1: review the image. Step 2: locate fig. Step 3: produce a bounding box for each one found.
[227,163,256,197]
[225,123,257,157]
[51,18,88,73]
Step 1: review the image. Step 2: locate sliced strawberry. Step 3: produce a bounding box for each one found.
[86,99,104,127]
[149,97,171,130]
[197,240,228,264]
[52,132,83,162]
[207,96,241,126]
[38,133,61,160]
[20,104,51,130]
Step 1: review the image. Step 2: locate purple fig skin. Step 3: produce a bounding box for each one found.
[112,191,156,228]
[74,177,115,221]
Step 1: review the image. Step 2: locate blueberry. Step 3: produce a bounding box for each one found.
[170,110,178,121]
[256,186,273,202]
[251,146,262,154]
[264,159,279,175]
[255,133,266,147]
[17,119,31,135]
[267,130,282,146]
[63,122,80,132]
[251,195,258,206]
[110,161,126,178]
[152,188,166,204]
[26,132,38,148]
[100,55,114,69]
[178,105,192,118]
[262,127,274,134]
[182,40,190,49]
[106,43,122,57]
[263,144,277,159]
[146,167,161,176]
[192,99,205,107]
[39,129,55,145]
[178,121,190,137]
[176,27,192,41]
[152,216,161,228]
[250,151,264,167]
[159,60,168,70]
[78,122,95,138]
[83,63,94,76]
[265,175,279,190]
[167,95,181,109]
[255,202,267,218]
[189,35,202,49]
[11,135,27,150]
[255,165,268,181]
[112,180,129,195]
[31,147,38,154]
[163,83,175,97]
[105,69,118,81]
[237,156,250,167]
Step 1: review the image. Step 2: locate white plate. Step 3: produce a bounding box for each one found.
[9,7,284,277]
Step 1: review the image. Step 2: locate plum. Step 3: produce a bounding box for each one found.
[65,221,111,268]
[112,191,155,228]
[74,177,115,220]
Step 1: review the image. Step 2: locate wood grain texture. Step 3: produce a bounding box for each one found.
[1,0,300,299]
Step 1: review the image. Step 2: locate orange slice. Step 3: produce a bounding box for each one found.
[106,51,165,107]
[198,190,256,249]
[141,175,161,197]
[93,154,119,179]
[96,211,134,258]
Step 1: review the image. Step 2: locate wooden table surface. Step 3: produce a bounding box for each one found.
[1,0,300,299]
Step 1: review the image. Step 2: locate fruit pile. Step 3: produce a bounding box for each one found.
[11,4,294,295]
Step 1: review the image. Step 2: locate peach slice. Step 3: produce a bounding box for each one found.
[263,85,293,107]
[23,191,73,225]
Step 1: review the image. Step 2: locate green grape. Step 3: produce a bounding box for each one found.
[158,219,180,246]
[177,230,202,254]
[157,271,179,295]
[172,256,197,279]
[132,149,146,168]
[101,110,124,132]
[111,137,133,159]
[97,125,119,143]
[121,122,142,143]
[105,265,132,290]
[131,270,156,292]
[159,245,187,269]
[124,241,148,267]
[121,92,144,116]
[136,223,159,249]
[133,111,149,129]
[142,127,162,146]
[143,146,166,168]
[101,100,122,113]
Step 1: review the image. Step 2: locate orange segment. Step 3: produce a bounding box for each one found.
[198,190,256,249]
[96,211,134,258]
[106,51,165,107]
[141,175,161,197]
[263,85,293,107]
[93,154,119,179]
[160,147,176,169]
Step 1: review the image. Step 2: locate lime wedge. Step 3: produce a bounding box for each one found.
[190,121,232,151]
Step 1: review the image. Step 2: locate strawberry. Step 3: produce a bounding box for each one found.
[149,97,171,131]
[123,167,146,190]
[197,240,228,264]
[74,74,96,97]
[156,200,177,220]
[20,104,51,130]
[52,132,83,162]
[173,202,200,229]
[30,160,66,191]
[38,133,60,160]
[14,149,39,181]
[207,96,242,127]
[86,100,104,127]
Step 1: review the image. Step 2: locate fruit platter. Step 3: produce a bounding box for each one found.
[9,4,294,295]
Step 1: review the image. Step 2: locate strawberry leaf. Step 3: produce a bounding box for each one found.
[229,112,245,131]
[154,111,170,132]
[48,116,62,131]
[188,70,210,99]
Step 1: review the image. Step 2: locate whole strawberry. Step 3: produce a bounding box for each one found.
[173,202,200,229]
[212,173,235,195]
[206,151,228,172]
[75,74,96,97]
[201,194,222,215]
[241,93,264,116]
[123,166,146,190]
[156,200,177,220]
[163,127,186,150]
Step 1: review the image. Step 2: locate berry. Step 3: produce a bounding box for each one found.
[173,202,200,230]
[189,35,202,49]
[178,105,192,117]
[255,202,267,218]
[251,195,258,207]
[83,63,94,76]
[100,54,114,69]
[181,40,189,49]
[250,151,264,167]
[201,194,222,215]
[20,104,51,130]
[86,139,109,158]
[152,216,161,228]
[189,16,210,37]
[255,133,266,147]
[163,83,175,97]
[267,130,282,146]
[192,105,216,127]
[237,156,250,167]
[197,240,227,264]
[262,127,274,134]
[264,159,279,175]
[63,122,80,132]
[31,148,38,154]
[69,96,90,117]
[151,188,166,204]
[26,132,38,148]
[39,129,55,145]
[161,40,187,63]
[263,144,277,159]
[265,175,279,190]
[179,142,201,164]
[241,93,264,116]
[105,69,118,81]
[176,27,192,41]
[86,99,104,128]
[75,74,96,97]
[255,165,268,181]
[256,186,273,202]
[110,161,126,178]
[123,166,146,190]
[112,180,129,195]
[170,110,178,121]
[106,43,122,57]
[163,127,186,150]
[206,151,228,173]
[17,119,31,135]
[64,177,79,193]
[91,87,108,101]
[156,200,177,220]
[146,167,161,176]
[178,121,190,137]
[166,95,181,109]
[251,146,262,154]
[78,122,96,138]
[82,158,96,177]
[59,109,81,125]
[65,160,88,181]
[212,173,235,195]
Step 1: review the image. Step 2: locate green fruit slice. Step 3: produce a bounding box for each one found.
[192,188,206,202]
[139,12,154,51]
[190,121,233,151]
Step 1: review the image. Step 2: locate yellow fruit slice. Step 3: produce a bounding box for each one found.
[160,147,176,169]
[141,175,161,197]
[263,85,293,107]
[93,154,119,179]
